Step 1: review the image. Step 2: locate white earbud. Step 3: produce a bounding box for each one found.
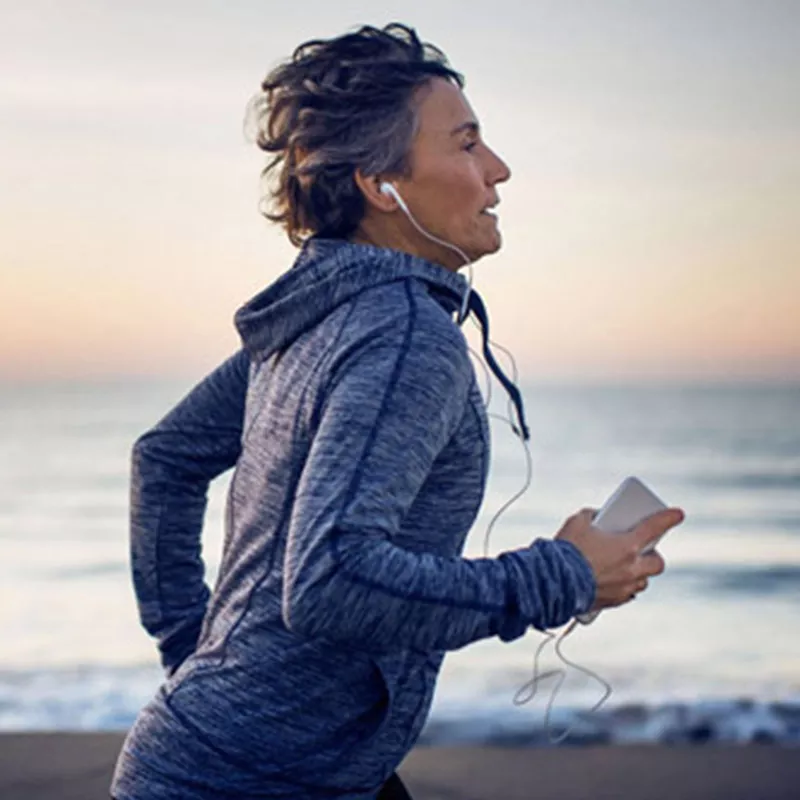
[377,179,472,321]
[379,181,410,215]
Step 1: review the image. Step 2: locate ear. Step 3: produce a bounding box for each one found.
[354,169,397,213]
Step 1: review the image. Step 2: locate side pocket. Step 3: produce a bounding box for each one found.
[370,650,435,756]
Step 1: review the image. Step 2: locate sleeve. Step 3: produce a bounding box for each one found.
[130,349,249,675]
[281,311,595,654]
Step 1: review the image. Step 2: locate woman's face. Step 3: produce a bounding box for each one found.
[392,77,511,269]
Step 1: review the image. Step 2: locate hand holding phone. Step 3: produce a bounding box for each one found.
[555,477,683,625]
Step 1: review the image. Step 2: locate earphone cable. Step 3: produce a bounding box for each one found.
[383,182,613,743]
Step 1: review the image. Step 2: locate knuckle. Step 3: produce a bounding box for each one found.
[569,508,595,526]
[644,553,666,576]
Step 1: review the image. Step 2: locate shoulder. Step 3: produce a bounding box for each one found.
[320,279,473,399]
[343,278,468,354]
[330,279,471,382]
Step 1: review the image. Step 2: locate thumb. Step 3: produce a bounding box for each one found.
[632,508,685,548]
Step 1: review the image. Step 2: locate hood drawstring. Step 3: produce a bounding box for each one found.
[462,290,530,442]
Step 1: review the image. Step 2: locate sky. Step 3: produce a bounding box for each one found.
[1,0,798,382]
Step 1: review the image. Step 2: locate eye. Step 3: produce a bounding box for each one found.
[463,140,478,152]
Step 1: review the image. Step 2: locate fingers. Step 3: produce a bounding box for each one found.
[601,575,649,609]
[633,508,685,549]
[620,576,648,606]
[638,550,665,578]
[555,507,600,542]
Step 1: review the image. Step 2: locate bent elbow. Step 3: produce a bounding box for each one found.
[131,430,158,471]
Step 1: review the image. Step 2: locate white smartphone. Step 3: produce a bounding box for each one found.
[576,476,669,625]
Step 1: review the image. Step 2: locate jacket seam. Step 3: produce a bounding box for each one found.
[326,280,503,613]
[210,298,360,666]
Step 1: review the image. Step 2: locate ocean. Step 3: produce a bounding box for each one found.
[1,377,799,745]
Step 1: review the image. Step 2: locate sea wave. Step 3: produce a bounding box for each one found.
[693,472,800,491]
[667,564,800,596]
[420,698,800,746]
[1,666,798,745]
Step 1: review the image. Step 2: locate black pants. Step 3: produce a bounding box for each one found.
[377,772,414,799]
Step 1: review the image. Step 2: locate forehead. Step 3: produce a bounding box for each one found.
[413,78,478,138]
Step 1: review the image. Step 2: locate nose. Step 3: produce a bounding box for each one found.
[485,144,511,186]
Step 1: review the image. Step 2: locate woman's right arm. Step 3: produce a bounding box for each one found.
[130,349,249,675]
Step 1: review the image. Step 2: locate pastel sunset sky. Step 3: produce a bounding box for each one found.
[2,0,798,381]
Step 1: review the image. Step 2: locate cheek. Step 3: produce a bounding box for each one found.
[408,160,486,234]
[429,159,483,203]
[445,171,486,224]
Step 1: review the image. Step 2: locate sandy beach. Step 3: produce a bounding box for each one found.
[0,733,798,799]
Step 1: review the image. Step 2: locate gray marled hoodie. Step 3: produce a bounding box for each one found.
[111,239,595,799]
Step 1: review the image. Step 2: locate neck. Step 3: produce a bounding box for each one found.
[351,215,465,273]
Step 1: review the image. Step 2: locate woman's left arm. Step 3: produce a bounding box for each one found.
[130,349,248,675]
[281,320,594,654]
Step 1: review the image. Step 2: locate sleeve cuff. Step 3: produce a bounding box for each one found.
[550,538,597,615]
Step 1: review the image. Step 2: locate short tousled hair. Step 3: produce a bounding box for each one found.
[247,23,463,246]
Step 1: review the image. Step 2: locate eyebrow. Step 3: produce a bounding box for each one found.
[450,121,480,136]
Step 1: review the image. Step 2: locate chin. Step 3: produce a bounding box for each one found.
[469,234,503,263]
[486,233,503,254]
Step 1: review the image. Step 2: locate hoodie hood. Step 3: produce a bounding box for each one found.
[234,237,530,441]
[234,238,468,361]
